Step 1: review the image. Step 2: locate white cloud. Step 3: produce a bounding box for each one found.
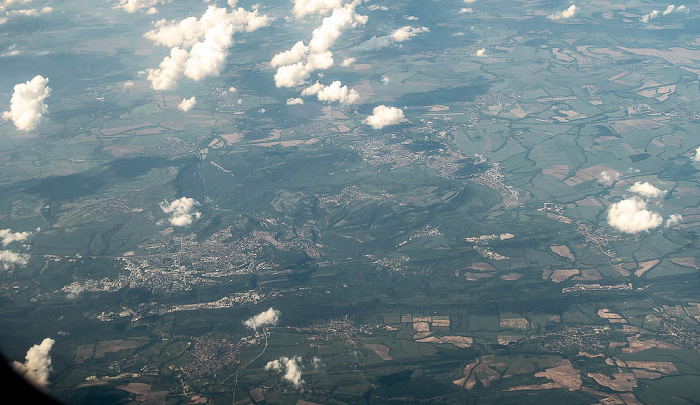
[341,57,355,66]
[0,250,29,269]
[145,5,270,90]
[629,181,665,199]
[292,0,342,17]
[271,1,366,88]
[390,26,429,42]
[11,338,55,389]
[641,9,659,23]
[160,197,201,226]
[2,75,50,131]
[641,5,686,23]
[599,170,619,185]
[286,97,304,105]
[0,229,32,246]
[476,48,485,56]
[607,197,663,234]
[5,6,52,17]
[265,356,303,387]
[146,47,188,91]
[548,4,577,20]
[381,75,390,85]
[179,96,196,111]
[244,307,281,329]
[270,41,309,67]
[354,25,429,51]
[301,80,359,104]
[694,146,700,161]
[364,105,405,129]
[123,80,134,89]
[666,213,682,227]
[463,0,475,3]
[114,0,168,14]
[460,8,473,14]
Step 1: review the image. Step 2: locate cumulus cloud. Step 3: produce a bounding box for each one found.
[12,338,55,389]
[599,170,619,185]
[364,105,405,129]
[244,307,281,330]
[2,75,50,131]
[301,80,359,104]
[293,0,342,17]
[355,26,429,51]
[5,6,52,17]
[271,1,367,88]
[548,4,577,20]
[160,197,201,226]
[666,213,682,227]
[179,96,196,111]
[0,250,29,269]
[145,5,270,90]
[265,356,303,387]
[390,26,429,42]
[460,7,473,13]
[641,4,686,23]
[114,0,167,14]
[341,57,355,66]
[0,229,32,246]
[695,146,700,161]
[286,97,304,105]
[476,48,485,56]
[641,9,659,23]
[607,197,663,234]
[629,181,665,199]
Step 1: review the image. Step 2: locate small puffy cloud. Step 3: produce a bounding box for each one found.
[355,26,429,51]
[2,75,51,131]
[301,80,359,104]
[364,105,405,129]
[381,75,390,85]
[265,356,303,387]
[629,181,665,199]
[12,338,55,389]
[271,1,366,88]
[244,307,281,329]
[460,7,473,14]
[145,5,270,90]
[476,48,485,56]
[548,4,577,20]
[293,0,342,17]
[286,97,304,105]
[640,5,686,23]
[5,7,52,17]
[641,9,659,23]
[123,80,134,89]
[463,0,476,3]
[666,213,682,227]
[0,250,29,269]
[607,197,663,234]
[114,0,168,14]
[599,170,619,185]
[179,96,196,111]
[341,57,355,66]
[0,229,32,246]
[390,26,429,42]
[160,197,201,226]
[694,146,700,161]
